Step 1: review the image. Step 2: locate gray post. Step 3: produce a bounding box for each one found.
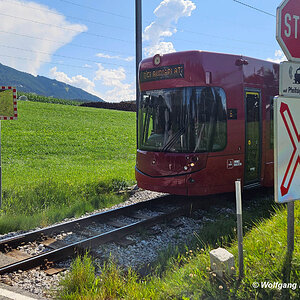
[287,201,294,254]
[135,0,142,147]
[0,120,2,209]
[235,180,244,278]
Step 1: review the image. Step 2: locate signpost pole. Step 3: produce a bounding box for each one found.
[287,201,294,254]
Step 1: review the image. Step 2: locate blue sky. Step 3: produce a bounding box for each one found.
[0,0,285,102]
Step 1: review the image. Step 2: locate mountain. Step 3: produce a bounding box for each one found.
[0,63,104,102]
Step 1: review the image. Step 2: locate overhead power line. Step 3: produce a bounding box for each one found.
[158,25,274,48]
[172,36,274,51]
[0,12,133,43]
[0,53,93,69]
[0,30,133,56]
[0,0,273,50]
[0,53,135,73]
[57,0,132,20]
[0,0,275,59]
[0,44,134,68]
[233,0,276,17]
[0,0,131,32]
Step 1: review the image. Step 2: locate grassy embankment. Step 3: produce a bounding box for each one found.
[0,100,136,233]
[58,193,300,299]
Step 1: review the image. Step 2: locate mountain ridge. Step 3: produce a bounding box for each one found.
[0,63,104,102]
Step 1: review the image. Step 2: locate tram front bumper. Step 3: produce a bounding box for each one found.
[135,167,187,196]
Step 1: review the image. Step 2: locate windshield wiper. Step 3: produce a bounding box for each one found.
[161,126,186,151]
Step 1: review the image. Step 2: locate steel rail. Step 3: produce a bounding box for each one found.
[0,202,190,275]
[0,195,176,252]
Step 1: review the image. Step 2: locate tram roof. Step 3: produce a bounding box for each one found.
[139,50,279,90]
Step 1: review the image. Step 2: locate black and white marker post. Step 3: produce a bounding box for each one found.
[235,180,244,278]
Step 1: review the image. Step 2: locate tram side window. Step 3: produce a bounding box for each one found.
[189,87,214,152]
[139,95,153,147]
[191,87,227,152]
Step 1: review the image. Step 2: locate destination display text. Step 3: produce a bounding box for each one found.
[140,64,184,83]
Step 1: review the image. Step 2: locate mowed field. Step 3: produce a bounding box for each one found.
[0,101,136,232]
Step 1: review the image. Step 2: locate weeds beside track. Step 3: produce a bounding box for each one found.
[57,190,300,300]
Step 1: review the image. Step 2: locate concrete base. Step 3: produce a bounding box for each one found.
[209,247,235,278]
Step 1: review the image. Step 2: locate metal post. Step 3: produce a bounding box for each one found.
[235,180,244,278]
[0,120,2,209]
[135,0,142,147]
[287,201,294,254]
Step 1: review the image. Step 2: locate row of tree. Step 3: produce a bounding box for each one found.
[80,101,136,112]
[18,92,82,106]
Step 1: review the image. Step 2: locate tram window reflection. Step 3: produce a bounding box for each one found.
[139,87,227,153]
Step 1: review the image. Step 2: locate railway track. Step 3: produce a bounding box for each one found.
[0,194,203,275]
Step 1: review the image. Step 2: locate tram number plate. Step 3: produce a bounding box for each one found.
[227,159,242,169]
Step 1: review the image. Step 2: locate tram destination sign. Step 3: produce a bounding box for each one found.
[274,96,300,203]
[140,64,184,83]
[280,61,300,98]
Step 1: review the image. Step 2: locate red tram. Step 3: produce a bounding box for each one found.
[135,51,279,196]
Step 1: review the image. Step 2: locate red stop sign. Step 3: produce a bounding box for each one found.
[276,0,300,61]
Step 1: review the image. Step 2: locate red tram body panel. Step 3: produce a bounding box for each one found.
[135,51,279,196]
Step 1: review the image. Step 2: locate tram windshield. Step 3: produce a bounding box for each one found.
[138,87,227,153]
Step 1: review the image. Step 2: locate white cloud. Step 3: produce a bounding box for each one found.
[267,50,287,63]
[95,64,126,86]
[144,0,196,56]
[50,67,98,96]
[94,64,135,102]
[96,53,134,62]
[0,0,87,75]
[49,64,135,102]
[145,42,176,58]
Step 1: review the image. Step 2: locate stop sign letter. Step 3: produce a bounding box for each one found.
[277,0,300,61]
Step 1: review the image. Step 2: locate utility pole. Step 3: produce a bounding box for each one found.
[135,0,142,146]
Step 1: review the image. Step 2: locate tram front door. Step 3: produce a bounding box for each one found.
[244,90,261,185]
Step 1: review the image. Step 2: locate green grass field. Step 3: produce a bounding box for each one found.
[0,101,136,232]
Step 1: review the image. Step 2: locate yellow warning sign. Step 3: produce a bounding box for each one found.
[0,87,17,120]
